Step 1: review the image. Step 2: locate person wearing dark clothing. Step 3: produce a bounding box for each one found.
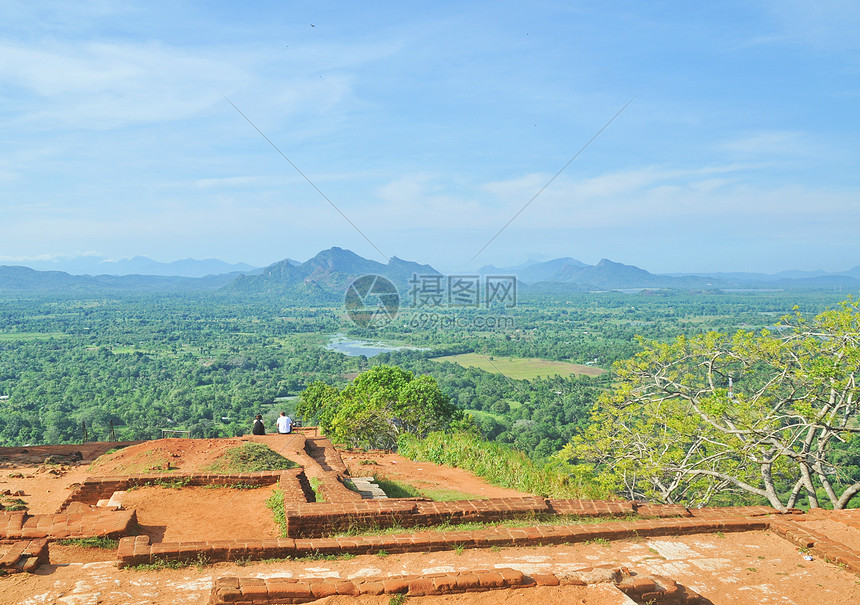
[252,414,265,435]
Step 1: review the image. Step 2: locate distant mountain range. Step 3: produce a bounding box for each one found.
[2,247,859,296]
[477,257,588,284]
[0,265,246,294]
[479,257,860,291]
[11,255,260,278]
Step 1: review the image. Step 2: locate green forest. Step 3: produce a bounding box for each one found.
[1,288,857,508]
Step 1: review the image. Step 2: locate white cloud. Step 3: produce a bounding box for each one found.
[372,173,485,226]
[761,0,860,52]
[720,131,806,156]
[0,41,241,128]
[0,32,392,131]
[193,176,262,188]
[476,165,859,232]
[0,250,101,263]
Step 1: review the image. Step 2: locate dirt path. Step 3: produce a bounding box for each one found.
[340,450,533,500]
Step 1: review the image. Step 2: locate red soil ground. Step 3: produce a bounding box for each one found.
[86,437,249,475]
[2,437,859,605]
[121,484,282,542]
[1,444,117,515]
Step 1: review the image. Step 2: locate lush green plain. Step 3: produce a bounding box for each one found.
[0,288,849,461]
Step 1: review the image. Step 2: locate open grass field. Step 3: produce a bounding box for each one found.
[431,352,604,379]
[0,332,66,341]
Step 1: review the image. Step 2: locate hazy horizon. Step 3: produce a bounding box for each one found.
[3,2,859,274]
[2,247,857,279]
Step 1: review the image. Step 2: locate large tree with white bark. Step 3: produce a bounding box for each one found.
[562,298,860,510]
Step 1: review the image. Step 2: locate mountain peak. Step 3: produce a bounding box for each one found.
[232,248,441,299]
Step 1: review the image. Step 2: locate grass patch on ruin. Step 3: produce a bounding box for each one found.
[330,512,642,538]
[419,487,485,501]
[266,489,288,537]
[309,476,325,502]
[204,442,299,473]
[373,477,422,499]
[128,477,191,490]
[56,537,119,549]
[0,496,28,511]
[372,476,481,501]
[127,553,211,571]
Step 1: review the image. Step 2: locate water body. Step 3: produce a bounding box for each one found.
[326,335,404,357]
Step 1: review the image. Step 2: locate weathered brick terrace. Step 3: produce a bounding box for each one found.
[2,433,860,601]
[117,508,778,567]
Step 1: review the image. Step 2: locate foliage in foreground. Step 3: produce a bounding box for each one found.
[204,442,298,473]
[397,430,608,499]
[299,365,469,449]
[565,298,860,510]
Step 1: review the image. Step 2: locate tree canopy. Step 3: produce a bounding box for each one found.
[562,298,860,510]
[297,365,467,449]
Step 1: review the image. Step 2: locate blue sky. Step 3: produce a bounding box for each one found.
[2,1,859,274]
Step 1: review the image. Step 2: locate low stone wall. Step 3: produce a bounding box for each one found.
[208,568,538,604]
[314,473,364,504]
[279,468,315,504]
[304,438,348,474]
[59,471,289,511]
[284,496,551,538]
[284,497,639,538]
[770,516,860,573]
[616,573,713,604]
[206,567,713,605]
[284,500,418,538]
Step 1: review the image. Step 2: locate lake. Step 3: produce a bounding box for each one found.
[325,335,404,357]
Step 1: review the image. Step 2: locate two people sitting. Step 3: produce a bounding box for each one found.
[251,411,294,435]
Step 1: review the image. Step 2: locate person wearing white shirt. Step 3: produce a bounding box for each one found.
[276,411,293,434]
